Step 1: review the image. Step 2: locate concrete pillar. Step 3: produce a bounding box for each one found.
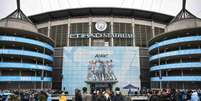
[67,18,71,46]
[19,70,22,76]
[181,69,183,76]
[34,71,37,89]
[151,21,155,37]
[20,57,23,63]
[110,17,114,46]
[89,17,92,46]
[47,20,51,37]
[132,18,136,47]
[18,82,21,90]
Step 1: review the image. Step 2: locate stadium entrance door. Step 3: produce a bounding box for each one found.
[85,81,118,93]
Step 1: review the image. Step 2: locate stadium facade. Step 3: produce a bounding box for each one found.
[149,1,201,89]
[1,0,201,95]
[0,1,53,89]
[29,7,173,94]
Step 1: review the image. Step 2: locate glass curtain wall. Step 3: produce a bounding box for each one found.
[135,24,152,47]
[69,23,89,46]
[113,23,133,46]
[50,24,68,47]
[154,27,165,36]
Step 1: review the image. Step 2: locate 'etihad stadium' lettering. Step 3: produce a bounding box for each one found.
[69,33,133,38]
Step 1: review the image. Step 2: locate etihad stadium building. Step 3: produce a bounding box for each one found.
[0,1,53,89]
[149,1,201,89]
[1,0,201,94]
[29,7,174,94]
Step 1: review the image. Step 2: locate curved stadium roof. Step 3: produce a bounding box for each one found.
[29,7,174,24]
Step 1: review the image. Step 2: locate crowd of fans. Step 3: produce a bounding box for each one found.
[0,89,56,101]
[72,87,130,101]
[71,88,201,101]
[0,87,130,101]
[0,88,200,101]
[147,89,201,101]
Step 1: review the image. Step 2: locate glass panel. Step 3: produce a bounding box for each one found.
[154,27,165,36]
[70,23,89,33]
[38,27,48,35]
[50,24,68,47]
[135,24,152,47]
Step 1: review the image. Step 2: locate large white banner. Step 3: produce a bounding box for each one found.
[62,47,140,95]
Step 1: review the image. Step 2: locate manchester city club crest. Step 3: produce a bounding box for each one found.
[95,20,107,31]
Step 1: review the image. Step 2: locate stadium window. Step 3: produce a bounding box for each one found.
[38,27,48,35]
[135,24,152,47]
[154,27,165,36]
[50,24,68,47]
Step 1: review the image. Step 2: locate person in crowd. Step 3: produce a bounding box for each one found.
[96,90,106,101]
[59,92,67,101]
[110,91,115,101]
[177,90,183,101]
[75,89,82,101]
[186,90,193,101]
[113,87,124,101]
[82,87,92,101]
[91,90,97,101]
[191,90,200,101]
[170,88,177,101]
[47,92,52,101]
[0,95,2,101]
[104,89,111,101]
[34,92,39,101]
[198,91,201,101]
[159,89,172,101]
[22,93,29,101]
[149,90,160,101]
[39,91,48,101]
[147,91,152,100]
[29,93,35,101]
[9,94,15,101]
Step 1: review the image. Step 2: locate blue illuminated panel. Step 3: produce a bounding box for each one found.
[151,76,201,81]
[150,49,201,61]
[0,76,52,81]
[150,62,201,71]
[0,62,53,71]
[0,36,54,51]
[149,36,201,51]
[62,47,141,95]
[0,49,53,61]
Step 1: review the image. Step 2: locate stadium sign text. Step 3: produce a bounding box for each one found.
[69,33,133,38]
[95,53,109,58]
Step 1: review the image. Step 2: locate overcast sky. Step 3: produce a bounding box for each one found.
[0,0,201,19]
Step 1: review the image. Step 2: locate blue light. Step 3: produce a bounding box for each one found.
[0,76,52,81]
[150,62,201,71]
[149,36,201,51]
[0,62,53,71]
[0,35,54,51]
[0,49,53,61]
[150,49,201,61]
[151,76,201,81]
